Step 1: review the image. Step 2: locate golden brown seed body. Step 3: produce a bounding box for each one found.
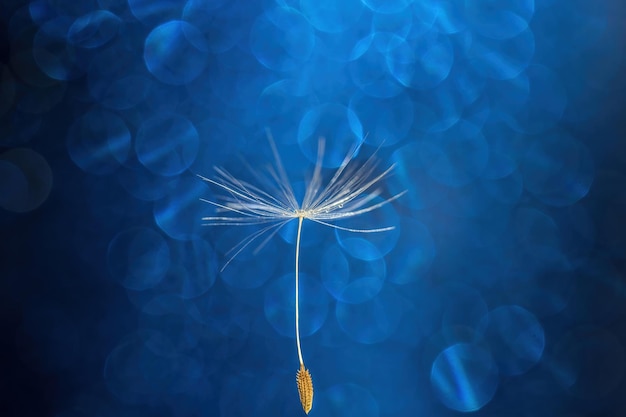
[296,363,314,414]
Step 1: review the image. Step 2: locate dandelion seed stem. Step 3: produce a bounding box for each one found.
[295,215,305,367]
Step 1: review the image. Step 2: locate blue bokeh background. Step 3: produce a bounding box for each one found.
[1,0,626,416]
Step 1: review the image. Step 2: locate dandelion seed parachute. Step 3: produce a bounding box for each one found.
[199,131,405,414]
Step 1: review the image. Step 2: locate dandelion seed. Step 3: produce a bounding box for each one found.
[199,130,405,414]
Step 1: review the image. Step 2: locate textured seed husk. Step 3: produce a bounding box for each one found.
[296,364,313,414]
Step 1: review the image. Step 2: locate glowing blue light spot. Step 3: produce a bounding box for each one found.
[468,29,535,80]
[315,27,363,61]
[105,75,152,110]
[68,10,120,48]
[187,289,252,347]
[66,108,131,175]
[116,161,178,201]
[482,149,518,180]
[135,114,199,176]
[322,241,386,304]
[440,180,494,218]
[418,122,489,187]
[466,0,534,40]
[164,238,218,298]
[411,87,462,133]
[153,174,206,241]
[390,143,450,210]
[300,56,350,100]
[478,305,545,376]
[104,332,151,403]
[143,80,187,115]
[128,0,181,24]
[434,1,467,34]
[29,0,56,25]
[33,17,85,81]
[463,96,492,132]
[349,91,414,147]
[387,31,454,90]
[208,50,273,110]
[521,131,594,207]
[321,244,349,298]
[430,343,499,412]
[144,20,208,85]
[336,286,404,343]
[183,0,244,54]
[534,0,556,7]
[250,7,315,72]
[297,103,363,168]
[98,0,128,14]
[349,33,405,98]
[190,118,243,171]
[335,195,401,257]
[264,272,329,338]
[107,227,170,291]
[408,2,439,37]
[372,9,413,38]
[104,330,198,403]
[184,0,227,14]
[362,0,411,14]
[87,45,152,109]
[44,0,103,16]
[300,0,365,33]
[138,295,202,352]
[451,64,486,106]
[256,79,318,140]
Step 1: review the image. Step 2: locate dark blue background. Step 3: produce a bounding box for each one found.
[1,0,626,416]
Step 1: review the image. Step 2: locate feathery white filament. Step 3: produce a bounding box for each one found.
[200,135,406,269]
